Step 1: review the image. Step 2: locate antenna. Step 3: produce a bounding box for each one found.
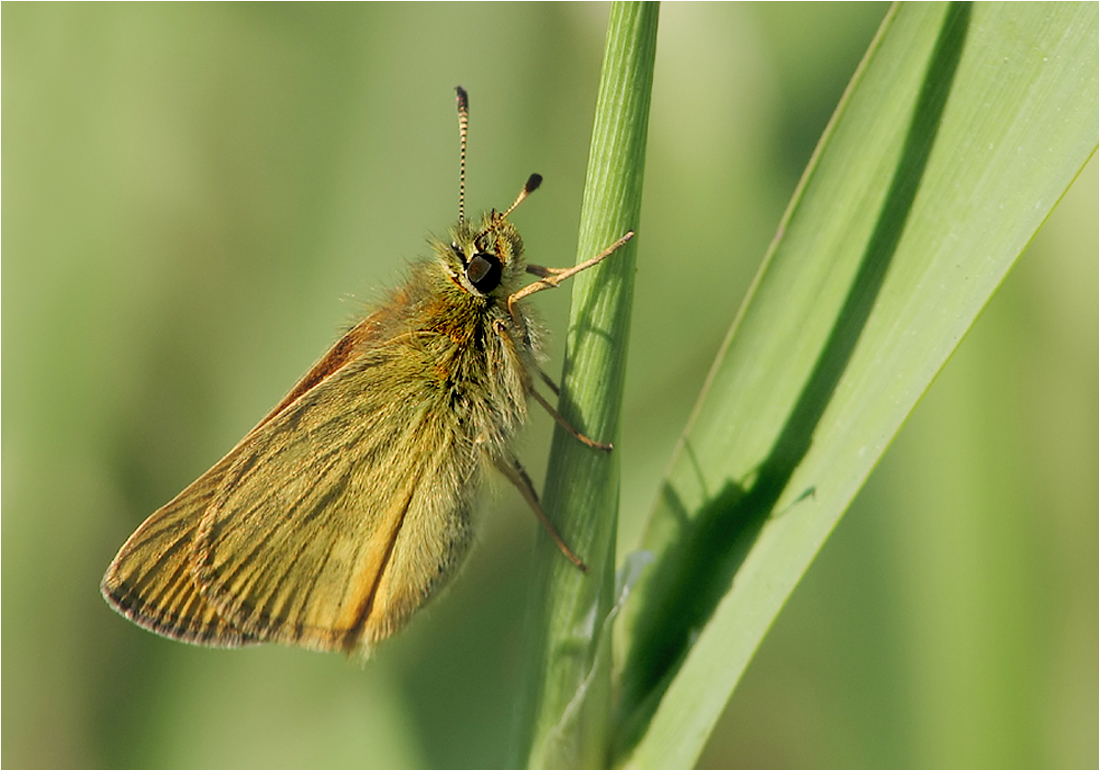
[500,173,542,220]
[455,86,469,225]
[455,88,541,228]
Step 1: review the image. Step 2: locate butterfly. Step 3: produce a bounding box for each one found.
[101,86,633,656]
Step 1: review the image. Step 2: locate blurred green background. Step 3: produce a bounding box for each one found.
[3,3,1095,768]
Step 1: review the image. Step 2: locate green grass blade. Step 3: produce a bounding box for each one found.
[515,2,658,768]
[612,3,1098,767]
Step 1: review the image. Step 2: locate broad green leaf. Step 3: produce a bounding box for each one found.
[612,3,1098,767]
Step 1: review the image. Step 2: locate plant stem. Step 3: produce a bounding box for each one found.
[514,2,658,768]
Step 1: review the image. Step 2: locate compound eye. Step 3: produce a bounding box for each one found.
[466,252,502,293]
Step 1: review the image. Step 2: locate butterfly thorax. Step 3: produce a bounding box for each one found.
[366,215,539,465]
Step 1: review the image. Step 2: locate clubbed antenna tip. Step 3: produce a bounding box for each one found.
[500,172,543,220]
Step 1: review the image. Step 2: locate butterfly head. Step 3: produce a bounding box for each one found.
[443,172,540,298]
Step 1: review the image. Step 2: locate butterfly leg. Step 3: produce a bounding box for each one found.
[507,231,634,327]
[505,231,633,452]
[524,264,570,279]
[489,317,610,451]
[495,453,588,573]
[528,387,612,452]
[537,366,560,395]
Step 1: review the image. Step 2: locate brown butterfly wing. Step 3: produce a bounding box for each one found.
[101,315,385,647]
[193,331,481,654]
[100,455,260,647]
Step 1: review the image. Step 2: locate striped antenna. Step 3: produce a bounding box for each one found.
[455,86,469,224]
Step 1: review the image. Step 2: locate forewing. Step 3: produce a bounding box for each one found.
[100,459,259,647]
[100,313,388,647]
[193,332,480,653]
